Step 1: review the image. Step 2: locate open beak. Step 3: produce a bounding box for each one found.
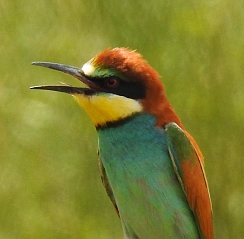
[30,62,101,95]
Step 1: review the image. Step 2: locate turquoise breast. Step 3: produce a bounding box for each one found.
[98,113,199,239]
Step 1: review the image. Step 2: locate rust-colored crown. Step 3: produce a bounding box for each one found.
[94,48,159,83]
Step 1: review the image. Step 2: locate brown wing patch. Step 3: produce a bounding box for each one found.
[182,131,214,239]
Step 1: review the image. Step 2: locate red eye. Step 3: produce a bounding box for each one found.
[105,77,120,88]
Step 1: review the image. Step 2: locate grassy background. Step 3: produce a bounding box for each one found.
[1,0,244,238]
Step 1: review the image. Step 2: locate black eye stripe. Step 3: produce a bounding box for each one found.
[88,76,146,99]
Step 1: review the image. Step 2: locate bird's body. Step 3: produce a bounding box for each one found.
[31,48,214,239]
[98,113,199,238]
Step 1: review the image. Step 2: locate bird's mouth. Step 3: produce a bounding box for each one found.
[30,62,102,95]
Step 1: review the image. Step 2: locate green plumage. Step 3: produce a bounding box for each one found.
[166,123,196,163]
[98,113,200,239]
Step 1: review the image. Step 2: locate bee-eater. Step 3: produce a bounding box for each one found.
[31,48,213,239]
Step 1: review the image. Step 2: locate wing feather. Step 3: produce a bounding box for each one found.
[98,154,120,216]
[165,123,214,239]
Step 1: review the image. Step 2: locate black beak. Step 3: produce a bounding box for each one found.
[30,62,100,94]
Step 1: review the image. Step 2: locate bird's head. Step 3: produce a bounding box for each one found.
[31,48,181,128]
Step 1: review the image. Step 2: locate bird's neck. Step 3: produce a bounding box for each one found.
[74,90,183,130]
[142,95,183,129]
[139,77,183,128]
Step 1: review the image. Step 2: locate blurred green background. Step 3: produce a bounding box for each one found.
[1,0,244,238]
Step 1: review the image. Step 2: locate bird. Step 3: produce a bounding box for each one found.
[30,48,214,239]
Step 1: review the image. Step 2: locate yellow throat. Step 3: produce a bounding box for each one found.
[73,93,143,127]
